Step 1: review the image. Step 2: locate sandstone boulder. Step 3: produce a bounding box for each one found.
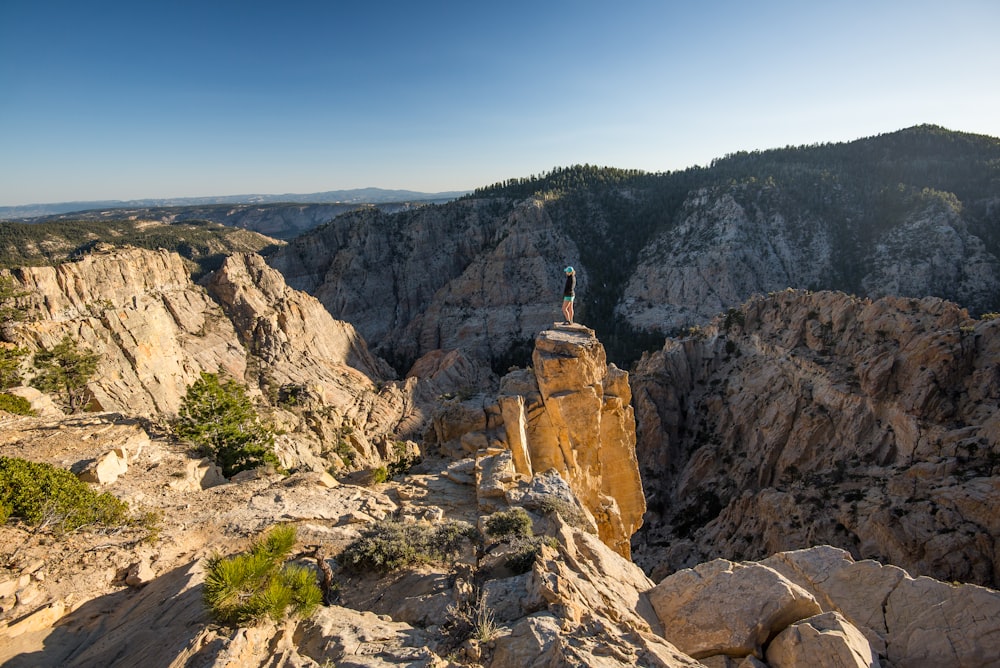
[761,546,1000,667]
[168,457,226,491]
[294,605,445,666]
[76,447,128,485]
[766,611,879,668]
[648,558,823,659]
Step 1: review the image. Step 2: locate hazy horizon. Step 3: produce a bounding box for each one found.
[2,0,999,207]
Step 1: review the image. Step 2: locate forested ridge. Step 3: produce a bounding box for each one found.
[0,218,280,274]
[466,125,1000,346]
[3,125,998,371]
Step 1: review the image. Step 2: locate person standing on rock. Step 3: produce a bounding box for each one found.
[561,266,576,325]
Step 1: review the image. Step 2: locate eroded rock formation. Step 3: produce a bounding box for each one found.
[632,289,1000,587]
[431,324,646,558]
[3,247,427,472]
[2,247,1000,666]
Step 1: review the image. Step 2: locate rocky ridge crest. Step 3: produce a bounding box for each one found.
[4,247,422,471]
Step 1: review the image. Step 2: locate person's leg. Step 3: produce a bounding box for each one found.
[561,300,571,323]
[566,300,574,323]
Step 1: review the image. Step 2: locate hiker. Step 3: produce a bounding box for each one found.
[561,266,576,324]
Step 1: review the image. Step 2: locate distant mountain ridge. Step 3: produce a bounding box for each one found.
[0,187,469,220]
[269,124,1000,372]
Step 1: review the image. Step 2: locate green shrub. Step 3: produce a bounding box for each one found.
[30,335,99,412]
[502,536,559,575]
[0,392,34,415]
[339,519,477,573]
[0,456,129,531]
[0,346,28,389]
[484,508,532,541]
[369,466,389,485]
[529,495,593,531]
[203,524,321,626]
[175,371,278,477]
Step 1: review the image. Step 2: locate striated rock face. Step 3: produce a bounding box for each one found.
[618,186,836,333]
[618,185,1000,334]
[4,247,428,472]
[435,324,646,558]
[261,140,1000,373]
[205,253,393,383]
[8,247,246,416]
[268,198,582,368]
[632,289,1000,587]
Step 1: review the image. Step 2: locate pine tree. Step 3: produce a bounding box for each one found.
[175,371,278,477]
[31,335,99,412]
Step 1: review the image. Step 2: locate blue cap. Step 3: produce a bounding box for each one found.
[564,266,574,273]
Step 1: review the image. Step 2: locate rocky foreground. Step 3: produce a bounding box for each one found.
[1,247,999,666]
[0,330,995,666]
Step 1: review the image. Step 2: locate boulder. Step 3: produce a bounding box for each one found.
[762,545,1000,666]
[4,386,63,417]
[77,447,128,485]
[648,558,823,659]
[168,457,226,491]
[490,612,562,666]
[766,611,880,668]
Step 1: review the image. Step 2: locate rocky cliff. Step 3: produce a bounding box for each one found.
[631,289,1000,589]
[3,312,998,667]
[2,246,426,471]
[617,184,1000,333]
[268,198,580,370]
[434,324,647,558]
[264,127,1000,371]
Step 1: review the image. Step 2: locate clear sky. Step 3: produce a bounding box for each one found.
[2,0,998,206]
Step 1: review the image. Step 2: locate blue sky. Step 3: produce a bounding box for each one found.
[2,0,998,205]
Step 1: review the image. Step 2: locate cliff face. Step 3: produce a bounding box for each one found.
[618,185,1000,333]
[427,324,646,558]
[4,247,423,471]
[631,289,1000,587]
[523,325,646,557]
[267,198,582,368]
[8,247,246,416]
[261,128,1000,371]
[617,185,837,332]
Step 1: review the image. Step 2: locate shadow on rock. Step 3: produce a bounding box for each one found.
[4,560,208,668]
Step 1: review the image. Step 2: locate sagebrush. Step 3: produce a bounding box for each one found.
[339,519,478,573]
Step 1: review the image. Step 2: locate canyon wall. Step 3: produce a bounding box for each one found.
[631,289,1000,587]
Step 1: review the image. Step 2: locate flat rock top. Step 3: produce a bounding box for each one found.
[539,323,597,345]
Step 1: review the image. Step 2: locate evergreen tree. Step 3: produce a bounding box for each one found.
[0,345,28,390]
[175,371,278,477]
[31,334,99,412]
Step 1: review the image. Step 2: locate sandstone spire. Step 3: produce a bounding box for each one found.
[499,323,646,557]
